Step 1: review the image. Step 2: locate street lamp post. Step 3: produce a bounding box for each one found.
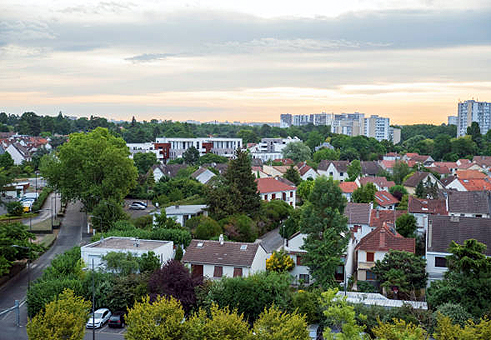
[92,258,96,340]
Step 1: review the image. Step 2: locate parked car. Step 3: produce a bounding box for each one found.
[132,201,147,208]
[129,202,146,210]
[86,308,112,329]
[108,311,125,328]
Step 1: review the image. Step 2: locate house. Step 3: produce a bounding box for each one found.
[361,161,382,177]
[403,172,443,195]
[379,160,396,174]
[252,166,269,178]
[262,165,290,177]
[445,178,491,191]
[430,162,458,175]
[161,205,208,226]
[446,191,491,218]
[182,238,268,279]
[402,153,434,166]
[356,176,395,191]
[6,143,29,165]
[455,169,487,180]
[256,177,296,207]
[339,182,359,202]
[283,232,312,285]
[473,156,491,170]
[383,152,401,161]
[80,236,174,270]
[426,215,491,282]
[374,191,399,210]
[296,162,318,181]
[408,196,447,234]
[317,160,349,181]
[344,203,373,279]
[3,182,30,199]
[355,222,415,283]
[191,167,216,184]
[370,209,407,229]
[149,164,188,182]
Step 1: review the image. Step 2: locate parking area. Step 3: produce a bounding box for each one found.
[123,199,155,219]
[86,323,126,336]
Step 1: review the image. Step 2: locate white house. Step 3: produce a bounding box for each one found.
[191,167,216,184]
[159,205,208,226]
[446,190,491,218]
[355,223,415,283]
[297,162,319,181]
[317,161,349,181]
[80,236,174,270]
[356,177,395,192]
[408,196,447,234]
[182,238,268,279]
[127,142,158,159]
[284,232,312,285]
[6,144,28,165]
[374,191,399,211]
[256,177,296,207]
[403,171,443,195]
[344,203,373,279]
[426,215,491,283]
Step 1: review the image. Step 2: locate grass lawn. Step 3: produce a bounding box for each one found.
[30,218,53,232]
[37,230,59,248]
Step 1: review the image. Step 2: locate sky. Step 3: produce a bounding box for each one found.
[1,0,491,125]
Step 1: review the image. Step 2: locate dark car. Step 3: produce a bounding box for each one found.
[108,312,125,328]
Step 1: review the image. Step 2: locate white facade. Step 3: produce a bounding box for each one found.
[154,137,242,162]
[284,233,312,285]
[159,205,208,226]
[318,163,349,181]
[426,250,451,283]
[364,115,390,141]
[457,100,491,137]
[300,168,319,181]
[260,189,296,208]
[6,144,26,165]
[127,143,158,159]
[81,237,174,270]
[356,250,386,281]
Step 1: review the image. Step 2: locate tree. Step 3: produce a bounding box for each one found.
[415,181,426,198]
[433,313,491,340]
[91,198,128,232]
[392,161,411,185]
[434,303,473,327]
[372,250,427,299]
[450,136,478,158]
[194,216,222,240]
[313,148,340,162]
[102,252,140,276]
[347,160,362,181]
[352,183,377,204]
[262,200,293,231]
[297,180,315,202]
[372,318,426,340]
[253,306,309,340]
[40,127,138,212]
[281,142,311,163]
[320,289,368,340]
[26,289,90,340]
[185,304,252,340]
[388,185,407,201]
[125,295,185,340]
[300,177,349,288]
[199,153,229,165]
[6,201,23,216]
[266,249,295,272]
[133,152,158,174]
[467,121,482,149]
[433,134,452,161]
[284,165,301,186]
[0,152,14,169]
[395,213,417,238]
[183,146,200,165]
[148,260,200,313]
[238,129,258,144]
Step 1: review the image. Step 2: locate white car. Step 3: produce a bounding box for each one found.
[86,308,112,329]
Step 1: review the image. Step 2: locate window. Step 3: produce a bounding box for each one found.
[366,270,377,281]
[290,192,293,197]
[340,172,344,176]
[296,255,302,265]
[329,172,333,176]
[213,266,223,278]
[299,274,310,284]
[272,193,276,199]
[366,252,375,262]
[435,257,447,268]
[233,267,243,277]
[476,214,483,218]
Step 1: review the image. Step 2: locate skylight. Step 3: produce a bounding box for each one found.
[197,242,204,248]
[240,245,248,250]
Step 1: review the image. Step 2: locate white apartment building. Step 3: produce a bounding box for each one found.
[153,137,242,162]
[448,116,458,126]
[457,100,491,137]
[280,113,333,128]
[126,142,159,159]
[249,136,302,161]
[364,115,390,141]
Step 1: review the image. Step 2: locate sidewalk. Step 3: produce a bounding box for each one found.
[22,192,61,226]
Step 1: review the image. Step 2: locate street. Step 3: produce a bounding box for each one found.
[0,200,95,340]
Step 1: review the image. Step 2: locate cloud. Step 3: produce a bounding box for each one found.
[59,1,136,15]
[125,53,176,62]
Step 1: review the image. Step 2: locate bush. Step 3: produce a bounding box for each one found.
[221,214,258,242]
[134,215,153,229]
[356,280,378,293]
[290,289,322,324]
[7,201,24,216]
[434,303,473,327]
[31,187,53,212]
[194,217,222,240]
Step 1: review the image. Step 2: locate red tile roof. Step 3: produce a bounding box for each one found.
[296,162,313,176]
[273,158,294,165]
[356,222,415,253]
[431,165,451,175]
[256,177,296,193]
[408,196,447,215]
[456,169,487,179]
[358,176,395,189]
[459,179,491,191]
[370,210,407,229]
[339,181,359,193]
[374,191,399,207]
[380,160,396,169]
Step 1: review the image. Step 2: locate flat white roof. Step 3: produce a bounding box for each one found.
[83,237,170,251]
[165,205,207,215]
[336,291,427,310]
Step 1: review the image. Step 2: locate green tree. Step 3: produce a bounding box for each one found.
[372,318,426,340]
[133,152,158,174]
[352,183,377,204]
[284,165,301,186]
[253,306,309,340]
[306,131,325,151]
[372,250,427,299]
[313,148,340,162]
[0,152,14,169]
[40,127,138,212]
[26,289,90,340]
[238,129,259,144]
[194,216,222,240]
[415,181,426,198]
[347,160,362,181]
[266,249,295,272]
[185,304,252,340]
[395,213,417,238]
[388,185,407,201]
[433,134,452,161]
[125,295,185,340]
[139,251,161,273]
[281,142,311,163]
[183,146,200,165]
[6,201,23,216]
[300,177,349,288]
[450,136,478,158]
[392,161,411,185]
[297,180,315,202]
[320,289,368,340]
[467,122,482,149]
[102,252,140,276]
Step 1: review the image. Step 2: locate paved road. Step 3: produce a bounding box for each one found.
[0,200,87,340]
[22,192,61,227]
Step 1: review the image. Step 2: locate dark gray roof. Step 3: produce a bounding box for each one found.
[150,164,188,178]
[447,191,491,215]
[361,161,382,176]
[403,171,432,188]
[182,239,261,267]
[258,228,284,253]
[428,215,491,255]
[344,203,371,225]
[318,160,349,172]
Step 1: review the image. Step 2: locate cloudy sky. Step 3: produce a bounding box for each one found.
[1,0,490,124]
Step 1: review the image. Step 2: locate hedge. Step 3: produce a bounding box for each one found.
[31,187,54,212]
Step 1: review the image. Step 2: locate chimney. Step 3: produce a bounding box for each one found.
[379,228,386,248]
[219,234,224,245]
[376,210,379,218]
